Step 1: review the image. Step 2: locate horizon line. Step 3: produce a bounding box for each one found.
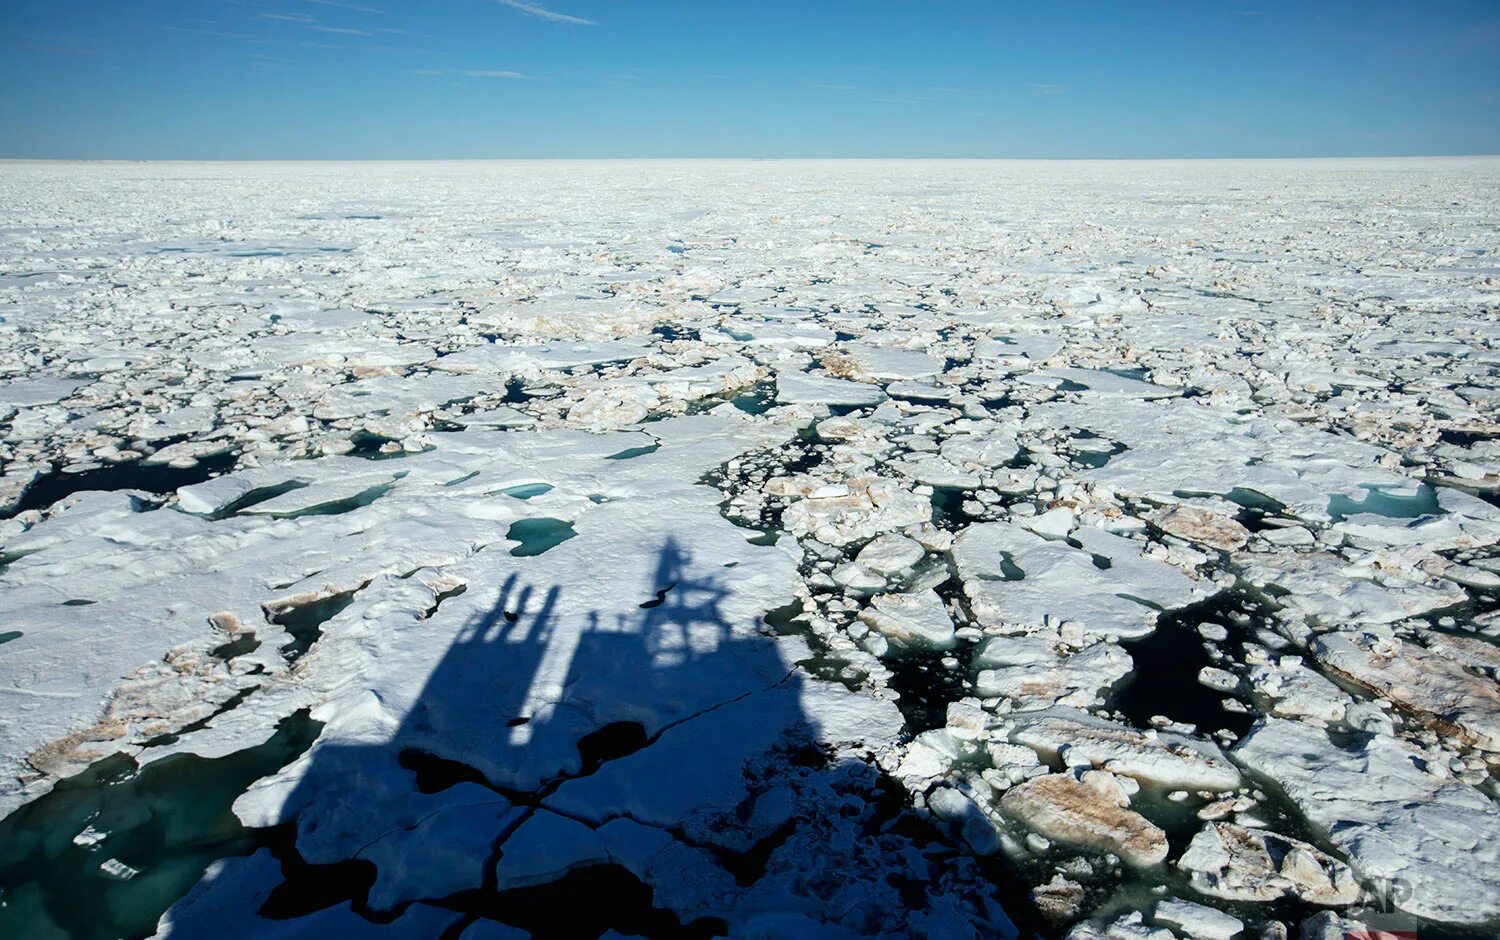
[3,153,1500,164]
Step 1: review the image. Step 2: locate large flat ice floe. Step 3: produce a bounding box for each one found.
[0,158,1498,939]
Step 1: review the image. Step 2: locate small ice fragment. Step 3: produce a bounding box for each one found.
[73,825,107,847]
[100,858,140,880]
[1022,507,1074,539]
[855,533,925,575]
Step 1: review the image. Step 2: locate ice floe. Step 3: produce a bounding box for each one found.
[1,158,1497,939]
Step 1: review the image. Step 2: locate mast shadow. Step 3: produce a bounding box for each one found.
[155,537,1010,939]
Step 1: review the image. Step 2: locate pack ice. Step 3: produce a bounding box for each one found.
[0,158,1497,939]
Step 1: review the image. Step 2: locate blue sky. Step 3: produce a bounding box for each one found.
[2,1,1497,159]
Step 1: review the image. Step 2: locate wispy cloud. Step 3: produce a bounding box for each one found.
[409,68,527,79]
[1028,82,1069,96]
[866,86,971,104]
[496,0,597,26]
[806,82,856,92]
[304,0,384,12]
[257,11,373,37]
[163,24,268,42]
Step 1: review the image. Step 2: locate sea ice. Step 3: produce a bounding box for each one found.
[0,158,1495,939]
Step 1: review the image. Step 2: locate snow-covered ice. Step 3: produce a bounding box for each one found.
[0,158,1497,939]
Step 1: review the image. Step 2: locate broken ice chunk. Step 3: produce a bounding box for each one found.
[773,369,885,406]
[100,857,140,881]
[858,590,957,648]
[974,643,1132,709]
[831,561,885,593]
[1311,630,1500,749]
[1176,822,1359,905]
[854,533,925,575]
[493,810,608,892]
[1235,717,1500,925]
[1008,708,1242,791]
[1150,505,1248,552]
[826,343,943,382]
[1041,368,1181,399]
[999,772,1169,867]
[1151,898,1244,940]
[954,522,1205,640]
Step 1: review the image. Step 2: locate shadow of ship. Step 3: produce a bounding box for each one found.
[244,537,883,938]
[0,536,1013,939]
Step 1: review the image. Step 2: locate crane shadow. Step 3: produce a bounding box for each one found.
[154,535,1011,939]
[175,538,815,938]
